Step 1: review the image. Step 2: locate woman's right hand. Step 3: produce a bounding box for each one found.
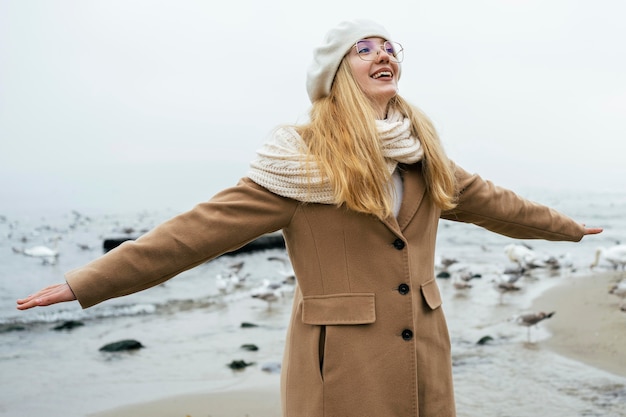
[16,283,77,310]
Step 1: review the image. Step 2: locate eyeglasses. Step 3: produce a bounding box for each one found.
[354,39,404,63]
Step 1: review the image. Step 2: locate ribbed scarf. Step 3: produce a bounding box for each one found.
[247,108,423,203]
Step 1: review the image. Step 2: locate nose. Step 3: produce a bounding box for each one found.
[375,46,391,63]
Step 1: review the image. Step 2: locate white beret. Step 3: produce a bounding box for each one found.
[306,19,397,103]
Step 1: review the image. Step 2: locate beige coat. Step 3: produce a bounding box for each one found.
[67,162,584,417]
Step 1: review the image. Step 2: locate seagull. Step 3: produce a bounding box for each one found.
[452,271,481,291]
[251,279,284,310]
[215,270,250,294]
[215,273,234,294]
[504,243,545,270]
[435,254,459,271]
[590,244,626,271]
[493,273,523,304]
[514,311,555,343]
[267,255,296,284]
[609,280,626,310]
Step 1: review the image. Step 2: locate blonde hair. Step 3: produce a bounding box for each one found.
[297,59,457,219]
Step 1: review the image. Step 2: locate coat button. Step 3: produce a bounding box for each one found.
[393,238,405,250]
[398,284,410,295]
[401,329,413,341]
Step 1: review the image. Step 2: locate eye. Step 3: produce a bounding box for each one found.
[384,42,397,56]
[356,41,373,55]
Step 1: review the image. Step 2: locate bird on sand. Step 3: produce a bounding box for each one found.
[493,273,523,304]
[504,243,545,270]
[267,255,296,284]
[609,280,626,310]
[515,311,556,343]
[452,271,481,291]
[590,244,626,271]
[251,279,284,310]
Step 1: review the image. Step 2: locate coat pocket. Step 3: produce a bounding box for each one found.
[301,293,376,325]
[421,278,443,310]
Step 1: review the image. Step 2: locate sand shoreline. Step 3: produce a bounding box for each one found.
[532,270,626,378]
[88,271,626,417]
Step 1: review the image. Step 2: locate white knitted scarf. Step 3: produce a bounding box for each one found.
[247,108,423,203]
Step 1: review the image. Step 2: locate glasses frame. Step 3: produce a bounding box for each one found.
[354,39,404,63]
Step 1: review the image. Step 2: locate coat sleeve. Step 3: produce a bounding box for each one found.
[66,178,298,308]
[440,163,585,242]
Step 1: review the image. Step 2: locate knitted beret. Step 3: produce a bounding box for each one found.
[306,19,398,103]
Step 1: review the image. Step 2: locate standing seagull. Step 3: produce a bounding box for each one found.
[609,280,626,310]
[590,244,626,271]
[504,243,544,270]
[515,311,556,343]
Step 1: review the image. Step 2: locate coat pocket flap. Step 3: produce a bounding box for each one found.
[421,278,442,310]
[301,293,376,325]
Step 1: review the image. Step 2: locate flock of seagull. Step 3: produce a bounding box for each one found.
[436,241,626,342]
[215,256,297,310]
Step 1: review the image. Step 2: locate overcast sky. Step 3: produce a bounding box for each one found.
[1,0,624,214]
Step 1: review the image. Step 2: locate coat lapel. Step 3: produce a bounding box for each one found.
[383,163,426,234]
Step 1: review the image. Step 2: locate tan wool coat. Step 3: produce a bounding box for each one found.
[66,162,585,417]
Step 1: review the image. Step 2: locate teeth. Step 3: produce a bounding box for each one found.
[372,71,392,79]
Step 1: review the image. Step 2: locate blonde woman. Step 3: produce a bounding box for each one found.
[17,19,602,417]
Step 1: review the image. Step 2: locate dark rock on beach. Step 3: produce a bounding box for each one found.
[103,236,139,253]
[240,343,259,351]
[223,232,285,256]
[99,339,144,352]
[52,320,84,331]
[0,324,27,333]
[228,359,255,370]
[241,322,259,328]
[103,232,285,255]
[476,335,494,345]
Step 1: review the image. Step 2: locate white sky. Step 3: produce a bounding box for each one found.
[1,0,625,213]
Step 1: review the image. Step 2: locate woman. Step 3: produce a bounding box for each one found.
[17,19,602,417]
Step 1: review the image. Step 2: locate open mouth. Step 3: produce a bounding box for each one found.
[372,71,392,79]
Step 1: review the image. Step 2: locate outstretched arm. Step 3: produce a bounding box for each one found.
[16,283,76,310]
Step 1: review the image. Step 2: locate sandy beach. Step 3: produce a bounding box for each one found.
[89,385,281,417]
[87,271,626,417]
[533,270,626,378]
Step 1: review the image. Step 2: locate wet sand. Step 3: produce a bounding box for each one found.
[89,385,281,417]
[89,272,626,417]
[533,270,626,378]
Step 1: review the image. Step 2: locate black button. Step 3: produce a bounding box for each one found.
[393,239,405,250]
[398,284,410,295]
[401,329,413,341]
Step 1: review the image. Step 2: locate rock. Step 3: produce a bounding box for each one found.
[99,339,144,352]
[103,237,139,253]
[103,232,285,255]
[227,360,255,370]
[437,271,451,279]
[224,232,285,256]
[476,335,494,345]
[241,322,259,328]
[240,344,259,351]
[52,320,84,331]
[0,324,26,333]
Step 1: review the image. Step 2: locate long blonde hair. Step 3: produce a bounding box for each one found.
[297,59,457,219]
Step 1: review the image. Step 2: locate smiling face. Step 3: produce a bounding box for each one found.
[346,37,400,118]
